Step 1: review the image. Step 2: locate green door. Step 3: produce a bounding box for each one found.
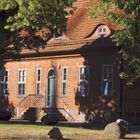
[47,69,55,107]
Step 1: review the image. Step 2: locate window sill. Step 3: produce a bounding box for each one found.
[17,95,25,98]
[61,95,67,98]
[36,94,41,97]
[76,95,89,98]
[101,95,113,98]
[0,95,8,96]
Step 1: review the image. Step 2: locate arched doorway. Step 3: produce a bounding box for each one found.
[47,69,55,107]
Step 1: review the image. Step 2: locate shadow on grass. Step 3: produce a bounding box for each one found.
[124,138,140,140]
[1,119,140,132]
[0,120,140,140]
[0,120,39,125]
[122,136,140,140]
[0,119,86,127]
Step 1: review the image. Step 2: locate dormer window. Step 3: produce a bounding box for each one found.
[54,30,62,40]
[98,26,106,37]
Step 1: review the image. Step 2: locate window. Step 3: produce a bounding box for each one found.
[62,67,67,96]
[0,70,8,95]
[77,66,89,97]
[54,30,62,39]
[36,68,41,96]
[102,65,113,96]
[18,69,26,96]
[98,26,106,37]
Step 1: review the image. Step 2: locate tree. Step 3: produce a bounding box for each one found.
[0,0,76,31]
[89,0,140,85]
[0,0,76,58]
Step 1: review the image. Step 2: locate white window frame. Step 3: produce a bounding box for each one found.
[102,64,113,96]
[98,25,106,37]
[36,68,41,96]
[54,30,63,40]
[0,69,9,96]
[18,69,26,96]
[78,66,89,97]
[62,67,67,97]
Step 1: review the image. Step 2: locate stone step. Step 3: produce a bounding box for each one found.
[46,113,67,121]
[21,107,67,123]
[42,107,63,113]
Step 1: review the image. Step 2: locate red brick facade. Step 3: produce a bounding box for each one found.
[0,0,140,125]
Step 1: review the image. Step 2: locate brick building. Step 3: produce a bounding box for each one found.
[0,0,140,125]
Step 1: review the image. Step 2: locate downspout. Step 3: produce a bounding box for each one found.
[120,58,123,118]
[119,46,123,118]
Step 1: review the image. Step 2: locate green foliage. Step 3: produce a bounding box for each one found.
[90,0,140,84]
[0,0,75,31]
[0,0,76,60]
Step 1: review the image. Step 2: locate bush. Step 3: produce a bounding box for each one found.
[0,109,12,120]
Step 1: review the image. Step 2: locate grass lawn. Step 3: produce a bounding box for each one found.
[0,121,139,140]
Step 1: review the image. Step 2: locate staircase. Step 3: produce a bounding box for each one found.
[20,107,67,124]
[17,94,72,124]
[20,107,45,122]
[42,107,67,123]
[17,94,45,118]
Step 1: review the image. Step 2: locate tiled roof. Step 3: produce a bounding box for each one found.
[65,0,121,40]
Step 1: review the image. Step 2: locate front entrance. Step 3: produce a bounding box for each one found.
[47,69,55,107]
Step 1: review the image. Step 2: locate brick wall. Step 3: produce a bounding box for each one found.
[0,0,118,124]
[3,45,121,123]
